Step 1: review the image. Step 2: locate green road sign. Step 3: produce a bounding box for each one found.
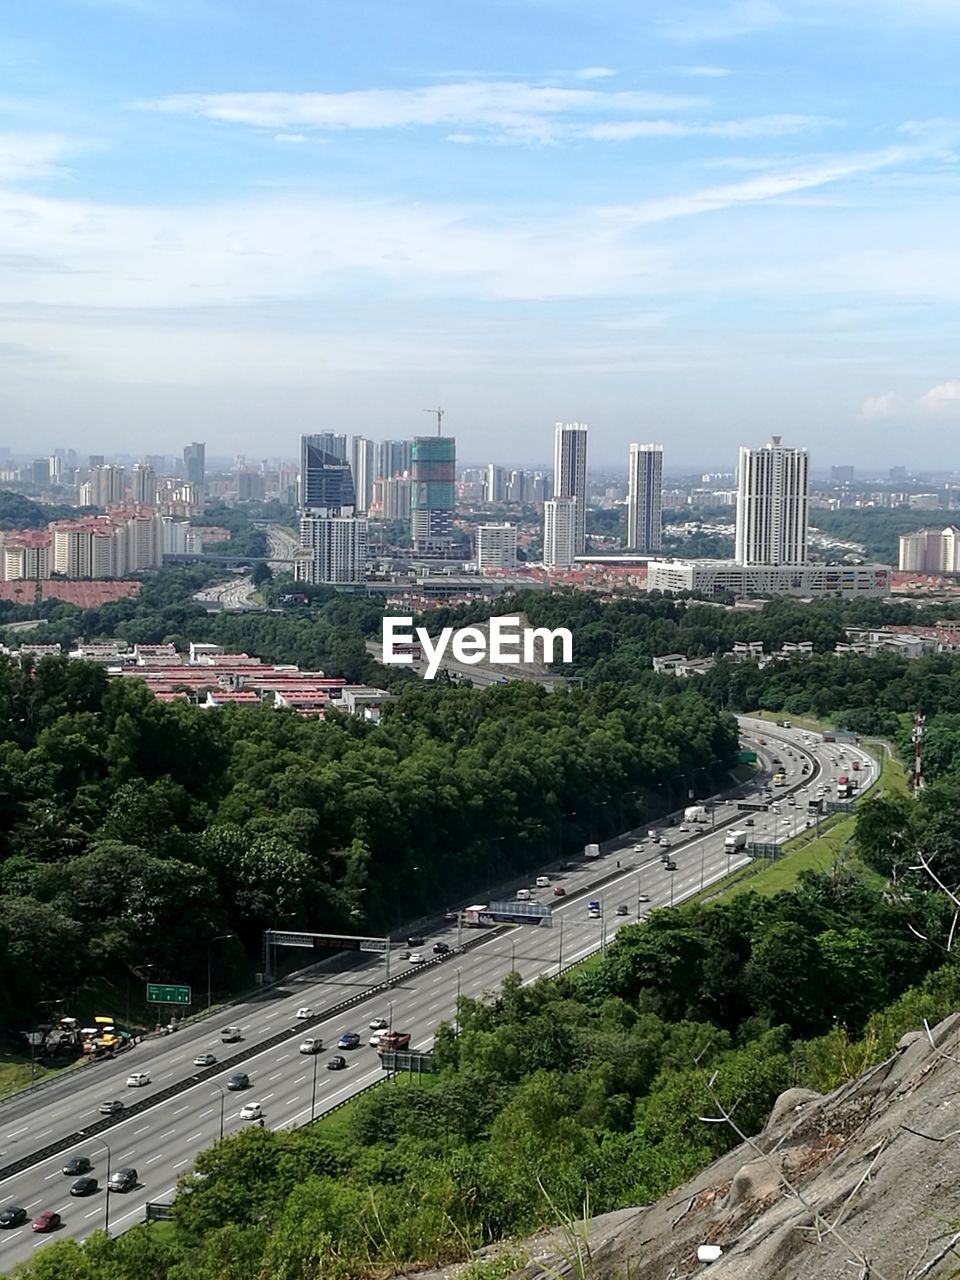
[147,983,191,1005]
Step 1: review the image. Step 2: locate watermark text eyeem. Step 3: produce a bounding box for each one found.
[382,616,573,680]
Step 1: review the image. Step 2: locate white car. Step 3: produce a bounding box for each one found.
[535,875,550,888]
[408,952,425,963]
[296,1007,312,1020]
[369,1017,389,1030]
[239,1102,262,1120]
[126,1072,150,1088]
[679,823,690,832]
[637,893,650,903]
[632,843,645,852]
[369,1030,385,1046]
[298,1037,323,1054]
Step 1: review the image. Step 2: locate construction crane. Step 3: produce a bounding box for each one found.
[423,407,444,437]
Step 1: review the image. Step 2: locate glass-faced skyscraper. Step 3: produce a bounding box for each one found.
[411,436,456,552]
[297,434,365,584]
[626,443,663,552]
[735,435,809,566]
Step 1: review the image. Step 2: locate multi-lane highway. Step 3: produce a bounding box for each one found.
[0,720,876,1270]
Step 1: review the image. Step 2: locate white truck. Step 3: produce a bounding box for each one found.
[724,829,748,853]
[584,843,601,859]
[684,805,708,824]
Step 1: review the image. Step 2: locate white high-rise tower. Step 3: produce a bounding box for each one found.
[735,435,809,566]
[552,422,588,555]
[626,443,663,552]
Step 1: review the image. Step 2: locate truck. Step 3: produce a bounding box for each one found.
[461,905,494,927]
[684,805,708,824]
[377,1031,411,1053]
[724,829,748,853]
[837,775,852,799]
[584,843,601,859]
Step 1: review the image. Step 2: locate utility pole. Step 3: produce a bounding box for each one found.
[423,407,444,437]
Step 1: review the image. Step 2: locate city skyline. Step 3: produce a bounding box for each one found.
[2,3,960,465]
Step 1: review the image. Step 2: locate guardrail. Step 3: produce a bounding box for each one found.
[0,924,511,1185]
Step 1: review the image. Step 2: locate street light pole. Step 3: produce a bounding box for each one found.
[455,969,462,1036]
[211,1085,225,1141]
[557,917,564,972]
[207,934,234,1009]
[310,1048,319,1122]
[83,1136,112,1235]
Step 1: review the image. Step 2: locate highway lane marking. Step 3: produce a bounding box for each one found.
[146,1153,165,1164]
[268,1072,283,1082]
[7,1127,28,1138]
[24,1199,40,1209]
[293,1075,307,1084]
[119,1150,135,1160]
[260,1093,275,1102]
[198,1109,213,1119]
[174,1159,190,1169]
[275,1054,290,1063]
[134,1126,150,1135]
[43,1171,60,1181]
[158,1129,177,1140]
[173,1105,191,1115]
[286,1097,300,1105]
[84,1208,101,1219]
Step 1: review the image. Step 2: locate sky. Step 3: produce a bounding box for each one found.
[3,0,960,468]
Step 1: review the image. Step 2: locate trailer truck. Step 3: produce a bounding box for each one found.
[724,829,748,853]
[684,805,708,824]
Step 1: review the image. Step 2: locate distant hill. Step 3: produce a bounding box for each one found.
[0,490,96,529]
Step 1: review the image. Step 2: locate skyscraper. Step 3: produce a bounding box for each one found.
[411,436,456,552]
[297,433,366,584]
[297,513,368,584]
[626,443,663,552]
[735,436,809,567]
[543,497,578,569]
[315,433,347,462]
[486,464,505,503]
[553,422,588,555]
[376,439,411,480]
[299,435,356,510]
[183,442,206,489]
[131,463,157,506]
[350,436,375,514]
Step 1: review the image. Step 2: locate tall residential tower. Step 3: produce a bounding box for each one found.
[735,435,809,567]
[552,422,588,555]
[626,443,663,552]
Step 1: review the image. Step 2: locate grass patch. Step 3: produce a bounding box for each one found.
[0,1055,79,1099]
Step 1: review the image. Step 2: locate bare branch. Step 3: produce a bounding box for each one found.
[908,1230,960,1280]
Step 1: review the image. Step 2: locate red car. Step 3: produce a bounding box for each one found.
[553,886,566,897]
[32,1211,61,1233]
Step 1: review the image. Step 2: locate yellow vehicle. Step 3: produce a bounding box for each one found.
[773,771,786,786]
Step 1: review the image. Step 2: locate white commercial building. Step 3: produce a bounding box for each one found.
[297,513,368,585]
[626,442,663,552]
[476,522,518,571]
[735,436,809,566]
[543,497,578,569]
[350,436,375,514]
[646,558,891,599]
[898,526,960,573]
[553,422,588,555]
[162,518,205,555]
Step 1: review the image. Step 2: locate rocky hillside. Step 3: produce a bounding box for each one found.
[414,1012,960,1280]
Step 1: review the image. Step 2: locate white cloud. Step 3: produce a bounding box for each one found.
[0,133,81,183]
[861,381,960,420]
[574,66,616,79]
[579,113,828,141]
[136,81,703,144]
[670,65,733,76]
[860,391,902,419]
[918,379,960,410]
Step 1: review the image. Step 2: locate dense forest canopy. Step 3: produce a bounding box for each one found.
[0,649,736,1022]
